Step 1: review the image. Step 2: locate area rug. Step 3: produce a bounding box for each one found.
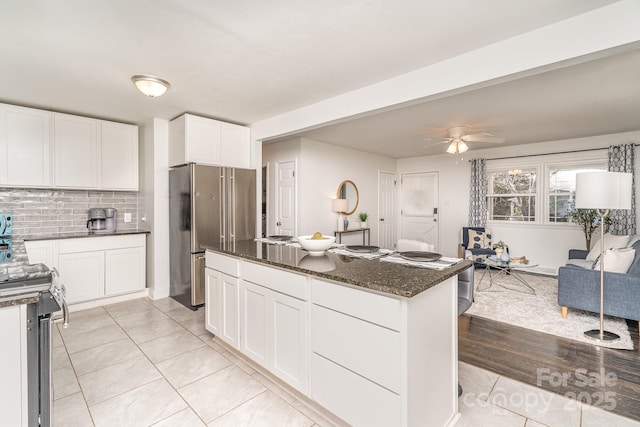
[466,269,634,350]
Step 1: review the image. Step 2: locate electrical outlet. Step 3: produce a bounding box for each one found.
[124,212,132,223]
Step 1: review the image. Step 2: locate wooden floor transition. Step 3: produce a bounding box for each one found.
[459,314,640,421]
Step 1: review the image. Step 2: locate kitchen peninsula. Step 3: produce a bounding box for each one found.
[203,240,472,427]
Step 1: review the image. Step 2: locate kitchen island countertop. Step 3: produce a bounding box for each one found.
[203,239,472,298]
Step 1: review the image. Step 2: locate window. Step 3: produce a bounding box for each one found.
[548,163,607,223]
[488,168,537,222]
[485,154,607,225]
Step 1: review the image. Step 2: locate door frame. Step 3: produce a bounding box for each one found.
[399,170,439,249]
[377,170,397,249]
[273,159,298,237]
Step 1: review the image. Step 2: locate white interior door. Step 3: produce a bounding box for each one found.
[400,172,439,249]
[275,160,296,236]
[378,171,397,249]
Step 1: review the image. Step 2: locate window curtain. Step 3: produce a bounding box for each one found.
[608,144,636,235]
[469,158,487,227]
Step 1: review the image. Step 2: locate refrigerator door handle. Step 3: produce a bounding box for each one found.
[230,172,236,240]
[220,173,225,244]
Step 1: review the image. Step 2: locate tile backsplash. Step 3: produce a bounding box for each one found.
[0,188,139,239]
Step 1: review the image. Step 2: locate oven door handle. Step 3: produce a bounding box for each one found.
[50,268,70,328]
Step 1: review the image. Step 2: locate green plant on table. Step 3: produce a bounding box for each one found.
[358,212,368,222]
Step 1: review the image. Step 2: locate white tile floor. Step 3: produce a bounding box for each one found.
[52,297,640,427]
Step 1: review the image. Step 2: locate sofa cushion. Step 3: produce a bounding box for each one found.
[566,259,595,269]
[467,229,491,249]
[586,233,630,261]
[626,240,640,276]
[594,247,636,273]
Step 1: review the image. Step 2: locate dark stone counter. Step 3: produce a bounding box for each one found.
[203,240,472,298]
[22,229,151,241]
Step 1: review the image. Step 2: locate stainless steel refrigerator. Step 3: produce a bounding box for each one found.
[169,163,256,310]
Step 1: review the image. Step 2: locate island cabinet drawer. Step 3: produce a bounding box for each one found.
[310,278,401,331]
[311,305,401,393]
[240,261,308,301]
[311,353,401,427]
[205,251,240,277]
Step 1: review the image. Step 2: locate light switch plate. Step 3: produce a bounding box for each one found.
[124,212,132,223]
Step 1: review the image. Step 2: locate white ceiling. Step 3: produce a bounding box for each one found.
[1,0,635,158]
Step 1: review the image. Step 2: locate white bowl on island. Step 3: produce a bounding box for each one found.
[297,234,336,255]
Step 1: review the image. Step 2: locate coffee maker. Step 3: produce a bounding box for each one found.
[87,208,107,233]
[87,208,118,233]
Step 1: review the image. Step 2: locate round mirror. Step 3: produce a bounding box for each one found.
[336,180,359,215]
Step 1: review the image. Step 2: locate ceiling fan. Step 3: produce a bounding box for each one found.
[425,126,505,154]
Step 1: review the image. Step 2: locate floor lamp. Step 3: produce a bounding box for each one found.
[575,171,633,342]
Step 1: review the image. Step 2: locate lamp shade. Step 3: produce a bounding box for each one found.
[332,198,348,213]
[575,171,632,210]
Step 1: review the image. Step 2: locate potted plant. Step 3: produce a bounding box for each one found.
[568,208,612,250]
[358,212,368,228]
[492,240,505,258]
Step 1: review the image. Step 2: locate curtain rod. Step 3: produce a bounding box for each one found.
[472,144,639,162]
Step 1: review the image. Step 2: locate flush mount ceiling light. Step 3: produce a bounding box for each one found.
[446,139,469,154]
[131,74,171,97]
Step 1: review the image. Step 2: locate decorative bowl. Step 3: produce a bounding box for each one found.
[297,235,336,255]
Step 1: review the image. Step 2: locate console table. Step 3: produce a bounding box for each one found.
[334,228,370,245]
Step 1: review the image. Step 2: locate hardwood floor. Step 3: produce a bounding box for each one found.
[459,314,640,421]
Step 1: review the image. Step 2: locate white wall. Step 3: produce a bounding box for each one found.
[263,138,396,245]
[139,118,170,299]
[398,131,640,272]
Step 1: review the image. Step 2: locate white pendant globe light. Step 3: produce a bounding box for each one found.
[131,74,171,97]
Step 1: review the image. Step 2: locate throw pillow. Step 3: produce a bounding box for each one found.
[467,229,491,249]
[586,233,630,261]
[594,247,636,273]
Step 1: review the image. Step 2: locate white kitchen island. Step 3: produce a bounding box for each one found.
[203,240,472,427]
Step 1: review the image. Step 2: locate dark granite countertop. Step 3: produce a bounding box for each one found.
[203,240,472,298]
[22,229,151,241]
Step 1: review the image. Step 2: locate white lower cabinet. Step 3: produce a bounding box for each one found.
[239,279,308,393]
[240,280,269,367]
[25,234,146,304]
[0,305,28,427]
[270,290,307,393]
[58,251,105,303]
[205,266,240,349]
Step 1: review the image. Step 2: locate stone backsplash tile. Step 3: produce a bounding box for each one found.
[0,188,139,238]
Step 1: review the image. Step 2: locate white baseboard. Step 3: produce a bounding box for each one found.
[66,289,150,312]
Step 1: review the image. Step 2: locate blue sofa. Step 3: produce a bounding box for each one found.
[557,239,640,332]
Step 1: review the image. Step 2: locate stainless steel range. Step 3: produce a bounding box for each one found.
[0,263,69,427]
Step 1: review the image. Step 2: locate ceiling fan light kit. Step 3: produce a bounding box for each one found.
[426,126,505,154]
[131,74,171,97]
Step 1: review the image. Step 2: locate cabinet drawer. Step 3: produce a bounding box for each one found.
[311,305,401,393]
[311,279,401,330]
[311,353,400,427]
[241,261,307,301]
[58,234,145,254]
[205,251,240,277]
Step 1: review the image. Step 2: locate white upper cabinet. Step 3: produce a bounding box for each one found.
[100,120,139,190]
[54,113,99,188]
[220,122,250,168]
[53,113,139,190]
[169,113,250,168]
[0,103,52,187]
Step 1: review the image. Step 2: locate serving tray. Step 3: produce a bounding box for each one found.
[345,245,380,253]
[398,251,442,262]
[267,235,292,242]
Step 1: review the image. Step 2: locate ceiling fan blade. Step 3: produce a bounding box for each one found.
[463,133,505,143]
[422,140,450,148]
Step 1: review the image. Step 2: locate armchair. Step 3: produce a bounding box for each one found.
[458,227,496,265]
